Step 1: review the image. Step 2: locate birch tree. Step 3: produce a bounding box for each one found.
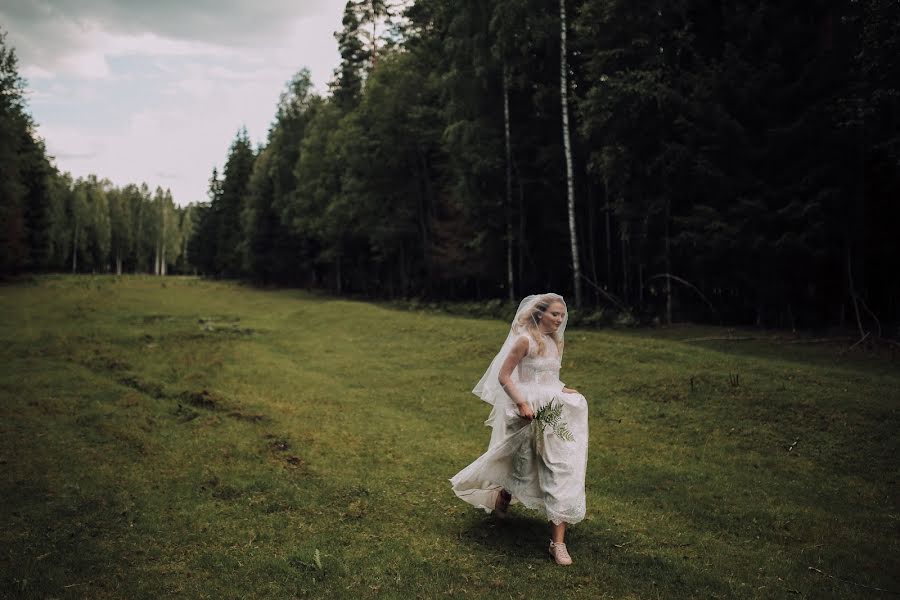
[67,185,88,273]
[503,65,514,301]
[559,0,582,307]
[108,187,133,275]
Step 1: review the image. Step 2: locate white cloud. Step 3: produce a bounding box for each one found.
[41,124,109,161]
[3,1,345,205]
[58,49,112,80]
[21,65,55,80]
[171,77,215,99]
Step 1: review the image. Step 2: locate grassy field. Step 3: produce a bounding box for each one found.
[1,275,897,599]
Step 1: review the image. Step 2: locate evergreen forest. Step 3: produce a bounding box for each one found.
[2,1,899,332]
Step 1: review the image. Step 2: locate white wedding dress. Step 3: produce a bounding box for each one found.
[450,334,588,525]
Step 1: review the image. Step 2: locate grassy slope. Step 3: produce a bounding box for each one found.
[0,275,897,599]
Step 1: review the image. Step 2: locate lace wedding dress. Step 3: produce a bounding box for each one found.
[450,334,589,525]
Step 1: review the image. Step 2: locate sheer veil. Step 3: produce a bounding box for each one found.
[451,292,586,524]
[472,293,568,409]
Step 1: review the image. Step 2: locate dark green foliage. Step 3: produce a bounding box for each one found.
[332,2,369,110]
[215,129,255,277]
[573,0,899,327]
[188,170,222,276]
[178,0,896,329]
[2,5,898,330]
[243,70,316,284]
[0,29,37,274]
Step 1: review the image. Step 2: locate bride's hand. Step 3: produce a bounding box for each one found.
[517,402,534,421]
[562,387,579,394]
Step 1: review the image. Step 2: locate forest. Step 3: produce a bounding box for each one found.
[2,1,899,331]
[0,30,195,277]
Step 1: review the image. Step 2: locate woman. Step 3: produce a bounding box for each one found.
[450,293,589,565]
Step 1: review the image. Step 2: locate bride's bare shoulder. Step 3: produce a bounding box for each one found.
[510,334,531,354]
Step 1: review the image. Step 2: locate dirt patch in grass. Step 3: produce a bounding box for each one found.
[264,434,307,471]
[198,316,256,336]
[174,403,200,422]
[226,410,267,423]
[182,388,225,410]
[119,375,166,398]
[267,438,291,452]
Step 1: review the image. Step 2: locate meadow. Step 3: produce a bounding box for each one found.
[1,275,897,599]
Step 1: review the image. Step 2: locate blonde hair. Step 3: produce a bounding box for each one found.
[516,295,565,356]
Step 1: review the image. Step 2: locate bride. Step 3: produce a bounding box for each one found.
[450,293,589,565]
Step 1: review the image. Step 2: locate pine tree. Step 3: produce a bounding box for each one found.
[0,29,31,274]
[215,129,255,277]
[333,2,370,110]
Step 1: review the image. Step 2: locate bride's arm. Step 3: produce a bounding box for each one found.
[498,337,533,421]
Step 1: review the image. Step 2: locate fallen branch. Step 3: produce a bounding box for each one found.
[682,336,755,342]
[647,273,718,318]
[857,296,883,338]
[808,566,899,595]
[840,331,870,356]
[580,274,629,312]
[785,337,854,345]
[847,248,866,340]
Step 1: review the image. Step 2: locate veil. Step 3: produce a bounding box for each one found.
[472,293,568,409]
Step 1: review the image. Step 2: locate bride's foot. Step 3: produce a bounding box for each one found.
[548,540,573,566]
[493,489,511,519]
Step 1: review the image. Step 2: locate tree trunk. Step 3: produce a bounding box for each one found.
[664,196,672,325]
[159,203,166,276]
[604,180,612,290]
[588,182,598,305]
[416,145,432,296]
[503,64,515,302]
[336,254,342,295]
[639,262,644,308]
[847,246,865,339]
[518,175,525,289]
[513,155,525,289]
[639,215,649,310]
[399,243,408,297]
[559,0,582,307]
[621,222,629,305]
[71,222,78,274]
[370,0,378,70]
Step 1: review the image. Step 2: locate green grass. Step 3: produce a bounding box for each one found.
[1,275,897,599]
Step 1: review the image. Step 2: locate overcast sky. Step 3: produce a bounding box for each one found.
[1,0,345,205]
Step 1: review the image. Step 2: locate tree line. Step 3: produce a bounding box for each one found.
[0,31,195,277]
[190,0,899,330]
[3,1,899,332]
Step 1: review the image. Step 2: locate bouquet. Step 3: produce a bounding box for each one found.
[533,398,575,443]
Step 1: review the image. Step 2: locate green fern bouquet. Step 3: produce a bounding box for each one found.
[533,398,574,442]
